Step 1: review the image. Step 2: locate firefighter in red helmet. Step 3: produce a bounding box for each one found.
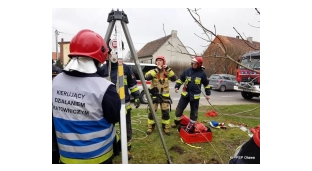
[229,126,260,164]
[172,56,211,132]
[145,55,177,135]
[52,29,121,164]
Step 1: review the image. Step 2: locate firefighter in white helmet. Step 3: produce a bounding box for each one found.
[145,55,177,135]
[52,29,121,164]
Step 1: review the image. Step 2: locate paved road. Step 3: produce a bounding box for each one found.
[136,82,260,110]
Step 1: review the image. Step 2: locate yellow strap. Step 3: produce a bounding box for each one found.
[180,138,202,149]
[60,149,113,164]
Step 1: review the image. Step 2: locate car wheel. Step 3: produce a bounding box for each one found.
[139,90,148,104]
[219,85,226,92]
[241,92,254,100]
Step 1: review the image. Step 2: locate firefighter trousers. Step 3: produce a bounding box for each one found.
[126,109,132,150]
[175,96,199,121]
[148,101,170,125]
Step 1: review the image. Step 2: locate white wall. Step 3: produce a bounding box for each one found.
[152,30,191,66]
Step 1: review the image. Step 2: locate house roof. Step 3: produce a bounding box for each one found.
[137,35,172,58]
[212,35,260,53]
[52,52,60,60]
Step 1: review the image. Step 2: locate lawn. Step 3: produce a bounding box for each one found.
[113,104,260,164]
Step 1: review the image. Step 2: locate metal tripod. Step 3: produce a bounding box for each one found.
[103,9,172,164]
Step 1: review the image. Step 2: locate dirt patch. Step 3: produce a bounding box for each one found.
[207,158,220,164]
[169,145,184,154]
[187,158,197,163]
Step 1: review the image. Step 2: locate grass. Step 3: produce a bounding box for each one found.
[113,104,260,164]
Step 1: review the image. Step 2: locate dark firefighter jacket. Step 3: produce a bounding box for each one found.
[52,64,62,78]
[100,61,140,108]
[175,67,211,101]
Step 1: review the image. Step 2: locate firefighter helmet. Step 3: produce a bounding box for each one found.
[191,56,203,67]
[251,126,260,148]
[155,55,166,65]
[68,29,108,63]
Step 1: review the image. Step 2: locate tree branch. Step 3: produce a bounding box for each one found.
[233,27,259,50]
[255,8,260,15]
[161,8,261,74]
[248,23,260,28]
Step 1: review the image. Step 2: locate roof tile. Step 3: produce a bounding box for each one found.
[137,35,171,58]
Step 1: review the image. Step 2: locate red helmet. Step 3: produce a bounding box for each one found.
[155,55,166,65]
[251,125,260,148]
[68,29,108,63]
[191,56,203,67]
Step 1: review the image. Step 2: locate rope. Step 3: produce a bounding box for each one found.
[192,84,259,163]
[114,113,154,140]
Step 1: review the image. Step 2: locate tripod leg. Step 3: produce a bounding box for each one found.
[121,20,173,164]
[104,20,115,42]
[115,20,128,163]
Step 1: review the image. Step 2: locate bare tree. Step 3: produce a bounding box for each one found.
[124,50,138,62]
[164,8,260,74]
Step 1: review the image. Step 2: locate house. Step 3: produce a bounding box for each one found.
[137,30,191,66]
[203,35,260,76]
[58,38,71,66]
[52,52,60,61]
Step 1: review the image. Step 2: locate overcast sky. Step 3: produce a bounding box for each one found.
[52,8,260,56]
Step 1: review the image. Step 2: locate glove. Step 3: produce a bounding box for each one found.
[134,98,140,108]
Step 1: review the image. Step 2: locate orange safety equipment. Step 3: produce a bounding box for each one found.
[205,110,218,117]
[180,114,190,126]
[194,122,208,133]
[68,29,108,63]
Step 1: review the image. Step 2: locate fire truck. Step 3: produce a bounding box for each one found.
[234,51,260,99]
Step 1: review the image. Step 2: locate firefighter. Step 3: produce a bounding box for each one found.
[145,55,177,135]
[100,41,140,159]
[172,56,211,132]
[229,126,260,164]
[52,29,121,164]
[52,60,62,78]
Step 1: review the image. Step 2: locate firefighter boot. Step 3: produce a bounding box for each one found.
[146,124,155,135]
[127,144,133,160]
[162,124,170,136]
[171,120,180,128]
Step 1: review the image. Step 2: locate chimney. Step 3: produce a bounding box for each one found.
[247,37,253,43]
[236,36,239,39]
[171,30,177,39]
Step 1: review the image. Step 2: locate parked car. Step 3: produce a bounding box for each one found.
[208,74,237,92]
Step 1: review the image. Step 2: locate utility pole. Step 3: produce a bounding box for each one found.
[55,29,59,61]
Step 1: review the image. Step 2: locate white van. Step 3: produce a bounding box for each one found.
[125,62,157,104]
[101,62,157,104]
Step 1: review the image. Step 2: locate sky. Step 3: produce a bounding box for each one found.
[52,8,260,57]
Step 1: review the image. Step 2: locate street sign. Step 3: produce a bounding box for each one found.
[109,39,117,49]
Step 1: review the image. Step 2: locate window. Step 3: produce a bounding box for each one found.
[209,75,221,80]
[125,63,157,80]
[240,56,260,69]
[229,75,236,81]
[223,76,231,80]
